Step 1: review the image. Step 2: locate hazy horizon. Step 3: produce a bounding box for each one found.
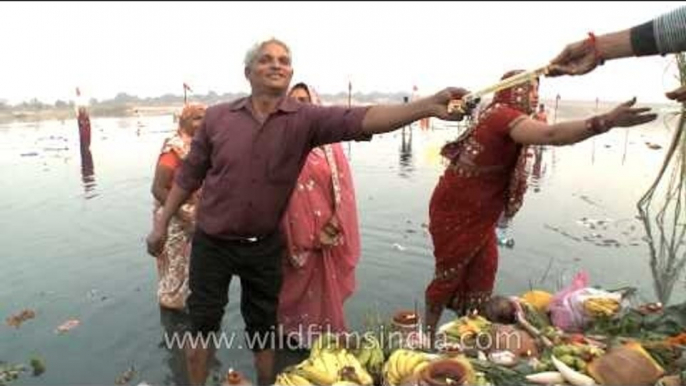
[1,1,683,105]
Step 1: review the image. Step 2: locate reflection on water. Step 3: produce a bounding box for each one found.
[529,146,547,193]
[80,147,97,199]
[398,126,414,178]
[158,308,192,386]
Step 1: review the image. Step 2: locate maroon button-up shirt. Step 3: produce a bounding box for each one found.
[175,96,371,240]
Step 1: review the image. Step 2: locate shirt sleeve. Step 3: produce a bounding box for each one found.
[633,6,686,56]
[304,105,373,147]
[175,112,212,192]
[653,5,686,55]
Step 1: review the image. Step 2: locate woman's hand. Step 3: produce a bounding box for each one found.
[146,213,169,257]
[602,97,657,129]
[319,217,342,247]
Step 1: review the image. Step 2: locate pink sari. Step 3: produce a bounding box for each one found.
[278,85,361,344]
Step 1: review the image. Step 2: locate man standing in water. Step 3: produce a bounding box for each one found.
[146,37,469,385]
[75,87,91,152]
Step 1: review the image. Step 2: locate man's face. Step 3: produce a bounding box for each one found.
[246,42,293,94]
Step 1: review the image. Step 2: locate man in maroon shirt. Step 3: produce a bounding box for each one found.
[146,38,468,385]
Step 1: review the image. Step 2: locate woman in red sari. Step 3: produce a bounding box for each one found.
[278,82,361,347]
[424,70,657,338]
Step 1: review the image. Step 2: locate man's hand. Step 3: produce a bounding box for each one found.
[547,39,599,77]
[431,87,470,121]
[666,85,686,102]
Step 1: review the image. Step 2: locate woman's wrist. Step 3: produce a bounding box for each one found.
[585,114,614,135]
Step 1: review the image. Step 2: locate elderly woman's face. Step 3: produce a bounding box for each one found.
[289,87,311,104]
[181,107,205,136]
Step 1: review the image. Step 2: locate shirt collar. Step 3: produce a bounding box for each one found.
[228,95,301,113]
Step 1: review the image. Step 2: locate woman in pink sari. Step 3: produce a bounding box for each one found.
[278,82,361,346]
[424,70,657,340]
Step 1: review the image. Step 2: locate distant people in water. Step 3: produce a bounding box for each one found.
[75,88,91,151]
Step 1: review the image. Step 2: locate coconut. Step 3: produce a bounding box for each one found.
[487,324,539,358]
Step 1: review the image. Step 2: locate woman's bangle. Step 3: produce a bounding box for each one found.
[587,32,606,66]
[585,115,613,134]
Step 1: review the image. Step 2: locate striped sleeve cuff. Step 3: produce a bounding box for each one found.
[654,5,686,55]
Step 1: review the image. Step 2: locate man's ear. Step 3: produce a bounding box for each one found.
[244,66,250,79]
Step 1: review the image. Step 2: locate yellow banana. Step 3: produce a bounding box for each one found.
[402,351,428,376]
[311,333,338,358]
[412,361,430,376]
[320,350,342,376]
[307,356,326,374]
[345,352,374,386]
[275,374,294,386]
[383,357,400,386]
[335,348,351,367]
[355,345,372,367]
[388,349,408,383]
[367,346,384,375]
[295,363,337,385]
[396,349,417,378]
[284,373,314,386]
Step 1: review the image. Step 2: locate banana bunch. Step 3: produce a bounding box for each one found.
[382,349,430,386]
[288,347,374,386]
[442,315,491,341]
[583,297,621,318]
[275,372,314,386]
[310,332,341,358]
[352,335,385,377]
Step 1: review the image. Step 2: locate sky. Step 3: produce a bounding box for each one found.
[0,1,683,105]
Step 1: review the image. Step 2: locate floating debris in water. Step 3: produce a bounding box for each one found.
[0,363,26,384]
[6,309,36,328]
[29,357,45,376]
[115,366,136,385]
[645,142,662,150]
[20,152,39,157]
[392,243,406,251]
[54,319,80,334]
[575,195,602,208]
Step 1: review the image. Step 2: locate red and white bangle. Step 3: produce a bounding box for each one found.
[586,115,612,134]
[587,32,606,66]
